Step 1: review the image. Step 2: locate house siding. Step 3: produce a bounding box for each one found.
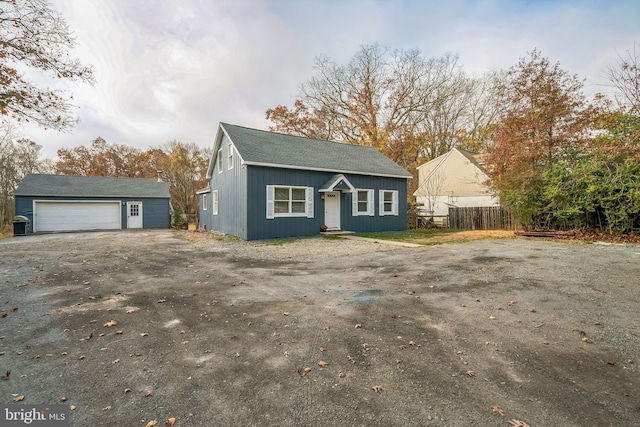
[244,166,407,240]
[207,135,248,239]
[14,196,170,232]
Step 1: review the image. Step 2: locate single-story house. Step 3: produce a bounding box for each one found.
[198,123,413,240]
[14,174,170,234]
[413,148,498,224]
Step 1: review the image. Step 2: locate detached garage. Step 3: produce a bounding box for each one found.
[14,174,170,234]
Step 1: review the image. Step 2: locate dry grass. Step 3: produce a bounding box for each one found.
[409,229,515,244]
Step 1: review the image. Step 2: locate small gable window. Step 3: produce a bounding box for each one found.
[228,143,234,169]
[266,186,314,219]
[379,190,398,216]
[352,189,374,216]
[217,149,223,173]
[212,190,218,215]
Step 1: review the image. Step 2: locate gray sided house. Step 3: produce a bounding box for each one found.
[15,174,170,234]
[198,123,413,240]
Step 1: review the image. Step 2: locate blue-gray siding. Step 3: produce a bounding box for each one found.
[15,196,170,233]
[245,167,407,240]
[206,134,248,238]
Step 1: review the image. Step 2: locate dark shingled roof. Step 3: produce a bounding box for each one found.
[220,123,412,178]
[15,174,170,198]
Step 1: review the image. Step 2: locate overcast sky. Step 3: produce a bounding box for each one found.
[20,0,640,157]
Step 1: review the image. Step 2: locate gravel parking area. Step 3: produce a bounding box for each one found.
[1,230,639,426]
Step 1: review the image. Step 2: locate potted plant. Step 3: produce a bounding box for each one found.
[320,224,328,232]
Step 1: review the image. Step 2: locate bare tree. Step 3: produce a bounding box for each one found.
[0,121,52,226]
[606,42,640,115]
[0,0,94,130]
[267,44,506,175]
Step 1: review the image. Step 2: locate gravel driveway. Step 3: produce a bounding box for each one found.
[1,230,639,426]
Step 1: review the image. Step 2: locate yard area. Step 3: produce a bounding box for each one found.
[0,230,639,426]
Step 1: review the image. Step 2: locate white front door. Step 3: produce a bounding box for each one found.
[324,191,340,231]
[127,202,143,229]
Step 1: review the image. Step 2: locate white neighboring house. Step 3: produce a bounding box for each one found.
[413,148,499,224]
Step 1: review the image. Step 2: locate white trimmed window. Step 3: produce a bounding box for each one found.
[227,143,234,169]
[379,190,398,216]
[212,190,218,215]
[203,194,207,211]
[266,186,314,219]
[217,149,223,173]
[352,189,374,216]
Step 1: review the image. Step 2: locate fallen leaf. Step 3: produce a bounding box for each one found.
[13,395,24,402]
[78,355,86,360]
[145,421,158,427]
[104,320,118,327]
[456,350,464,355]
[11,307,18,312]
[1,313,7,318]
[126,309,136,314]
[115,330,123,335]
[338,370,346,378]
[166,418,176,426]
[283,312,290,316]
[466,370,476,377]
[124,388,131,393]
[297,367,312,376]
[507,420,530,427]
[581,337,589,342]
[60,396,67,402]
[371,385,383,392]
[157,299,166,304]
[82,281,90,285]
[508,300,517,306]
[69,405,76,411]
[491,405,505,416]
[408,340,415,346]
[489,316,496,320]
[145,390,154,397]
[140,333,149,337]
[1,370,10,380]
[112,359,120,364]
[88,296,96,300]
[103,405,111,411]
[318,361,329,367]
[354,324,362,328]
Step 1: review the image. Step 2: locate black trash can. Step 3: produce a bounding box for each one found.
[13,216,31,236]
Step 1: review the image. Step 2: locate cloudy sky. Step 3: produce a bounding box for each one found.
[21,0,640,157]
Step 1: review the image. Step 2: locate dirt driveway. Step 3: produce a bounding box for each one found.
[1,230,639,426]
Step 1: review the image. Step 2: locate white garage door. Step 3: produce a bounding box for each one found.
[34,201,121,232]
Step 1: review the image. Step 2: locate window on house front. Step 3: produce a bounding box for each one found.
[266,185,313,219]
[203,194,207,211]
[379,190,398,216]
[352,189,374,216]
[228,143,233,169]
[217,149,223,173]
[212,190,218,215]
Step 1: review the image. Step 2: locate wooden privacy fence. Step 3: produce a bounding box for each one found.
[448,206,516,230]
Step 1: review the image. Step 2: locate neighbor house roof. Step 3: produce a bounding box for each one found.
[15,174,170,198]
[210,123,413,179]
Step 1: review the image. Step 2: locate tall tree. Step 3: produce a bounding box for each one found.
[162,140,210,219]
[0,0,94,130]
[267,44,504,179]
[485,49,597,222]
[0,121,51,226]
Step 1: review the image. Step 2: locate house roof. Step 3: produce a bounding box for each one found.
[15,174,170,198]
[213,123,412,179]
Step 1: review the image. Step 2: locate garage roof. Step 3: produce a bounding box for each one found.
[15,174,170,198]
